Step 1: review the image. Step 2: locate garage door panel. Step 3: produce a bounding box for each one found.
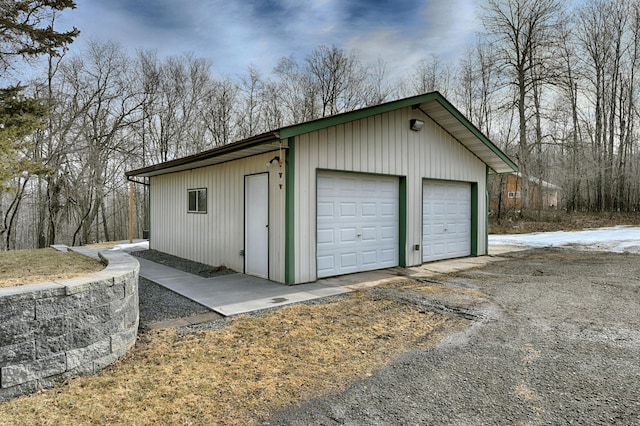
[317,229,334,244]
[361,179,378,192]
[339,227,357,242]
[380,248,396,262]
[338,176,356,188]
[361,250,378,265]
[361,226,377,241]
[317,202,334,218]
[317,255,335,273]
[381,225,396,239]
[430,243,445,256]
[380,202,396,216]
[317,171,399,278]
[340,202,356,217]
[340,253,357,268]
[362,202,377,216]
[423,180,471,263]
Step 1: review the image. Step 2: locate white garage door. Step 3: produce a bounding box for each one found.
[317,171,399,278]
[422,180,471,262]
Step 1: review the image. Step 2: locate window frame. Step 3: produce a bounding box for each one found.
[187,188,207,213]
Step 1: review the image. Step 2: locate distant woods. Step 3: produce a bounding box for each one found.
[2,0,640,250]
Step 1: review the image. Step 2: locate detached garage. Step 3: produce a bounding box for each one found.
[126,92,517,285]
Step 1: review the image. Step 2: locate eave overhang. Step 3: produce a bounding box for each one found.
[125,132,282,178]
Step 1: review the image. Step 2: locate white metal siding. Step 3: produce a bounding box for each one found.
[293,107,487,283]
[149,152,286,283]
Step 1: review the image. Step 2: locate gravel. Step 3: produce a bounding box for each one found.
[137,277,211,328]
[131,249,233,278]
[130,249,230,330]
[264,248,640,425]
[130,247,640,423]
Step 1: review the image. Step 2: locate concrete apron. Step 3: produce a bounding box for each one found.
[137,244,528,317]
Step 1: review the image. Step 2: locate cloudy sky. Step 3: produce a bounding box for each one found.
[56,0,483,80]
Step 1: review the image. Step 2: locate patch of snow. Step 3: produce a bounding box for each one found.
[489,226,640,254]
[109,241,149,251]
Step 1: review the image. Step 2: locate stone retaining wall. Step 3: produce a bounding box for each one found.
[0,250,139,401]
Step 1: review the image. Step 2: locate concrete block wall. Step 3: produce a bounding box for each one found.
[0,250,139,401]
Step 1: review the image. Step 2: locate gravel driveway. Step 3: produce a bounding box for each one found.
[265,248,640,425]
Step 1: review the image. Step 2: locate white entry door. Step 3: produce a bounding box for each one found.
[245,173,269,278]
[317,171,399,278]
[422,180,471,262]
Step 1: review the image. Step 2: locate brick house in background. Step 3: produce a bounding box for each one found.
[490,172,560,214]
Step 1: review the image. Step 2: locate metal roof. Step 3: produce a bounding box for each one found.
[126,92,517,178]
[125,132,282,178]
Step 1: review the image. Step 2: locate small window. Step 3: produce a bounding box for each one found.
[508,191,521,199]
[188,188,207,213]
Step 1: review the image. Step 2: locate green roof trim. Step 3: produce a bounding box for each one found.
[126,91,517,179]
[278,91,517,173]
[279,92,441,139]
[432,96,519,172]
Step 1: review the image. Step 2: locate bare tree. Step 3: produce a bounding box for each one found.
[481,0,565,214]
[576,0,639,211]
[237,65,264,138]
[411,54,452,97]
[54,41,140,245]
[273,55,318,123]
[553,18,584,212]
[454,40,499,137]
[200,77,238,147]
[305,44,369,117]
[364,57,396,105]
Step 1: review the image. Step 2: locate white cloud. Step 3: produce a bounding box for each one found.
[54,0,483,79]
[422,0,483,61]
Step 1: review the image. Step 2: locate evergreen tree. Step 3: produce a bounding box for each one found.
[0,0,79,72]
[0,85,48,189]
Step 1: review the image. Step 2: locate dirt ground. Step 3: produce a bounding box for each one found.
[265,248,640,425]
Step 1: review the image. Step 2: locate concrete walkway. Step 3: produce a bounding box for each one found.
[136,257,352,316]
[57,242,526,317]
[135,244,525,317]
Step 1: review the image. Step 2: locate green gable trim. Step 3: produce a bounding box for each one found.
[278,91,517,173]
[399,176,407,267]
[279,92,441,139]
[433,97,519,173]
[284,137,296,285]
[471,182,479,256]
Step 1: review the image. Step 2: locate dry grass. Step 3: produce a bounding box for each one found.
[0,248,104,288]
[0,291,466,425]
[85,241,122,248]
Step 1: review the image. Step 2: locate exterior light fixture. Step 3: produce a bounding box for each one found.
[410,119,424,131]
[266,155,281,167]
